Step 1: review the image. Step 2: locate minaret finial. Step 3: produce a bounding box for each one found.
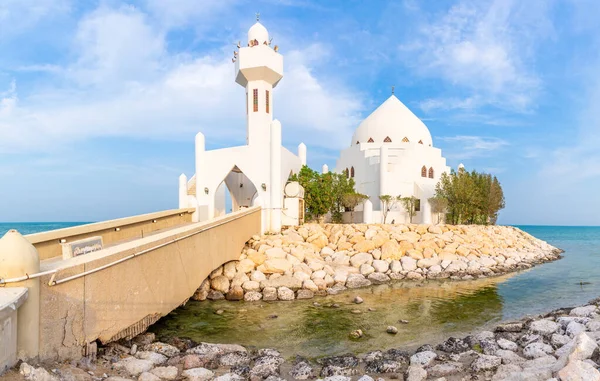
[256,12,260,21]
[391,85,395,95]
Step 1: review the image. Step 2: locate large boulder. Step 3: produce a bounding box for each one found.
[263,259,292,274]
[210,276,230,293]
[260,275,303,290]
[345,274,372,289]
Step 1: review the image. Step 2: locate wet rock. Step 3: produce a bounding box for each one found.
[364,359,403,374]
[349,329,363,339]
[133,333,156,346]
[244,291,263,302]
[261,275,303,290]
[410,351,437,367]
[219,351,250,367]
[523,342,553,359]
[415,344,434,353]
[436,337,470,354]
[479,338,500,355]
[353,296,364,304]
[181,367,214,381]
[529,319,560,335]
[427,362,464,377]
[517,333,541,347]
[495,322,523,333]
[405,365,427,381]
[277,286,295,301]
[471,354,501,372]
[570,305,598,317]
[367,272,390,285]
[182,354,218,370]
[383,348,410,363]
[319,355,359,377]
[211,276,230,293]
[345,274,372,289]
[165,337,197,352]
[296,289,314,299]
[386,326,398,334]
[250,355,285,380]
[206,290,225,300]
[226,285,244,301]
[262,287,278,301]
[150,366,178,380]
[289,357,313,380]
[230,365,250,378]
[258,348,282,357]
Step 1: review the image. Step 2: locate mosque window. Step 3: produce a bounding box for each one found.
[415,199,421,212]
[351,167,355,178]
[428,167,434,179]
[253,89,258,112]
[418,140,423,144]
[345,168,350,178]
[421,166,427,177]
[356,141,360,145]
[402,137,409,143]
[384,136,392,143]
[367,137,374,143]
[266,90,270,113]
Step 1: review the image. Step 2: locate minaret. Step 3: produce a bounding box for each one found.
[234,17,283,146]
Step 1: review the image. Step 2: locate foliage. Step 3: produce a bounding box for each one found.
[379,195,399,224]
[290,166,364,223]
[428,196,449,224]
[342,193,369,223]
[433,168,505,225]
[400,196,419,223]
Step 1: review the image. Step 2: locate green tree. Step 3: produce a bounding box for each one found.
[400,196,419,223]
[342,193,369,223]
[290,166,333,222]
[329,172,356,223]
[379,195,399,224]
[428,196,448,224]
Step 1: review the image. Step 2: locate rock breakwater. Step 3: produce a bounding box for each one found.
[194,223,562,302]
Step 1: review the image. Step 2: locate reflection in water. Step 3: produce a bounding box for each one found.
[150,275,512,358]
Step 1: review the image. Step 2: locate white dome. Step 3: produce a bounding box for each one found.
[248,22,269,45]
[351,95,433,147]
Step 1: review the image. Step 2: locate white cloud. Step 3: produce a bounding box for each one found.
[437,135,508,159]
[400,0,552,112]
[0,0,71,39]
[0,6,363,154]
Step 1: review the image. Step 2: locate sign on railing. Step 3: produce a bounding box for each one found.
[61,236,103,260]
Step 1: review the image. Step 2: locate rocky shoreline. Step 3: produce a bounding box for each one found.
[193,224,562,303]
[13,298,600,381]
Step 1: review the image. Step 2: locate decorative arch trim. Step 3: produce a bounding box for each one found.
[384,136,392,143]
[421,166,427,177]
[367,137,374,143]
[418,140,423,144]
[402,137,409,143]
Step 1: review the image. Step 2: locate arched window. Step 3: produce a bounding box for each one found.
[421,166,427,177]
[418,140,423,144]
[402,137,409,143]
[345,168,349,178]
[384,136,392,143]
[428,167,434,179]
[265,90,270,113]
[350,166,355,178]
[253,89,258,112]
[367,137,374,143]
[356,141,360,145]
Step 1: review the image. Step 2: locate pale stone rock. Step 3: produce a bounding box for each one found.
[311,270,327,279]
[570,305,598,317]
[350,253,373,268]
[263,258,292,274]
[372,249,382,260]
[497,338,518,351]
[248,251,267,265]
[139,372,160,381]
[135,351,168,365]
[551,334,571,348]
[226,285,244,301]
[495,350,525,365]
[213,374,244,381]
[332,253,350,266]
[346,274,372,288]
[277,286,295,300]
[428,265,442,274]
[401,257,417,271]
[558,360,600,381]
[209,267,223,279]
[368,272,390,284]
[566,321,586,337]
[296,289,314,299]
[405,365,427,381]
[321,247,335,256]
[491,364,522,381]
[293,271,311,282]
[210,276,230,293]
[242,280,260,291]
[115,358,155,377]
[406,271,423,280]
[251,270,266,282]
[265,247,287,259]
[521,355,557,369]
[359,264,375,276]
[390,260,402,273]
[564,332,598,362]
[529,319,560,335]
[410,351,437,367]
[230,273,249,288]
[471,354,501,372]
[19,363,59,381]
[587,321,600,332]
[303,279,319,292]
[427,362,463,377]
[181,368,214,381]
[261,275,303,290]
[381,240,402,260]
[244,291,262,301]
[223,262,237,279]
[523,342,554,359]
[372,260,389,273]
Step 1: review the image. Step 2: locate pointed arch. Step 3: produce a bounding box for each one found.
[384,136,392,143]
[356,140,360,145]
[350,166,355,178]
[345,168,349,178]
[421,166,427,177]
[402,137,409,143]
[428,167,434,179]
[367,137,374,143]
[418,140,423,144]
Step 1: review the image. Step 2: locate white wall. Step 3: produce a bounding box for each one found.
[0,288,28,375]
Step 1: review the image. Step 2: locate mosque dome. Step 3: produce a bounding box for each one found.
[351,95,433,147]
[248,22,269,45]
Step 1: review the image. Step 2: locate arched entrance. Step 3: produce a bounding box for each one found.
[214,165,258,217]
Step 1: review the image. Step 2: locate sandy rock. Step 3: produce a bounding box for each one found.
[237,259,255,273]
[139,372,160,381]
[150,366,178,380]
[242,280,260,292]
[244,291,262,301]
[558,360,600,381]
[135,351,168,365]
[226,285,244,301]
[345,274,372,289]
[523,342,553,359]
[277,286,295,300]
[471,354,501,372]
[261,275,303,290]
[19,363,59,381]
[372,260,389,273]
[114,358,155,377]
[401,257,417,271]
[367,272,390,284]
[410,351,437,367]
[223,262,237,279]
[497,338,518,351]
[405,365,427,381]
[181,368,214,381]
[529,319,560,335]
[570,305,598,317]
[359,264,375,276]
[297,289,314,299]
[262,287,278,301]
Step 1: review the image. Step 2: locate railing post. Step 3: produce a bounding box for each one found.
[0,230,40,360]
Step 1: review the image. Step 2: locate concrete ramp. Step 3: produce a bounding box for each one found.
[34,207,261,360]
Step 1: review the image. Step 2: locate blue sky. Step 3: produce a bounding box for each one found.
[0,0,599,225]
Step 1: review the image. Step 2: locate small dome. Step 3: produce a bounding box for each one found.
[248,22,269,45]
[352,95,433,147]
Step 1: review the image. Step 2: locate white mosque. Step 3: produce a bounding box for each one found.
[179,18,452,230]
[335,93,451,224]
[178,19,306,234]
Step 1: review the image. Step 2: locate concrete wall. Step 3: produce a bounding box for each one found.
[28,209,196,260]
[36,207,261,361]
[0,288,28,375]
